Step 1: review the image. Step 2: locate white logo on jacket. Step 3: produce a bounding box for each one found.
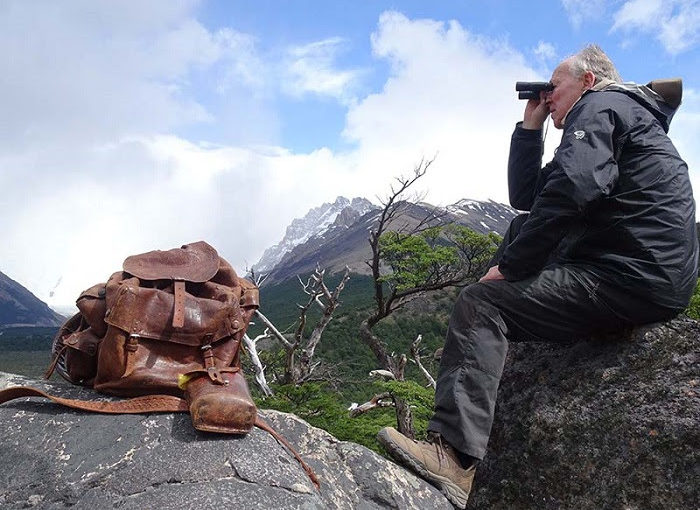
[574,130,586,139]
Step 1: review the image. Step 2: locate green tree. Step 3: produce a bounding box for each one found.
[358,160,500,437]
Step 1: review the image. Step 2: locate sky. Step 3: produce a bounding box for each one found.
[2,0,700,311]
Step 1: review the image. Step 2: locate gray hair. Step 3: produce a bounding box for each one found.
[568,44,622,83]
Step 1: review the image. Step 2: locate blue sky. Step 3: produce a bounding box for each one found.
[167,1,700,152]
[1,0,699,309]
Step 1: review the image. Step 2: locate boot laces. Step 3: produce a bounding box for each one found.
[427,432,449,467]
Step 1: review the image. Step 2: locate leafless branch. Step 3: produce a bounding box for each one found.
[301,266,350,371]
[242,332,274,396]
[369,369,396,380]
[410,334,436,389]
[245,266,269,287]
[254,310,293,349]
[349,392,395,417]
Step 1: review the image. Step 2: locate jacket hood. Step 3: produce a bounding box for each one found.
[600,81,680,133]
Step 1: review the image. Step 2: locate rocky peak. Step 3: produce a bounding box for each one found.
[253,196,377,274]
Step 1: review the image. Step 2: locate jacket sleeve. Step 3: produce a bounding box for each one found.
[499,97,620,281]
[508,123,544,210]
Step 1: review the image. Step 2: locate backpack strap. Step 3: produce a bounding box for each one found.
[0,386,188,413]
[254,415,320,489]
[0,386,320,489]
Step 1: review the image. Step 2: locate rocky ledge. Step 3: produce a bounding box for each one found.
[468,317,699,510]
[0,373,450,510]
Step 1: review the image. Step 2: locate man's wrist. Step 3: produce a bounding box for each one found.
[514,122,542,137]
[521,119,544,130]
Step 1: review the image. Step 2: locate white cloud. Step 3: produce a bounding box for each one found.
[0,133,350,307]
[282,37,364,104]
[0,0,282,306]
[0,0,272,153]
[561,0,608,28]
[534,41,557,61]
[343,12,554,205]
[611,0,700,54]
[1,6,555,310]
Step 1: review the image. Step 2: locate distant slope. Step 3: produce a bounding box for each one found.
[263,198,517,285]
[254,196,377,274]
[0,271,65,327]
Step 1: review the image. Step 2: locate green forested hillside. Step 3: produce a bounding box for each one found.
[0,326,57,351]
[251,271,459,451]
[0,327,57,378]
[254,273,456,386]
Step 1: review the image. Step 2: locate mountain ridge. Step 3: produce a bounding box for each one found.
[0,271,65,327]
[258,197,519,285]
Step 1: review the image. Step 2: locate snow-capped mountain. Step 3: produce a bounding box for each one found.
[253,196,377,274]
[447,199,520,233]
[257,198,518,285]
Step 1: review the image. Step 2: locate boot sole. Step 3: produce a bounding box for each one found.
[377,428,470,509]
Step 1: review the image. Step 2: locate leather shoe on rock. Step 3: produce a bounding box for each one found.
[377,427,475,509]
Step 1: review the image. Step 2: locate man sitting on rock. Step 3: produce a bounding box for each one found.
[378,44,698,508]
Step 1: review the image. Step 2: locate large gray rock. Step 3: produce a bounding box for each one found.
[0,373,451,510]
[467,317,699,510]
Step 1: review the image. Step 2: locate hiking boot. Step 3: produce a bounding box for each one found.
[377,427,475,509]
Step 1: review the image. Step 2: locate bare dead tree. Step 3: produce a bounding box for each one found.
[353,333,435,438]
[243,263,350,388]
[249,265,351,386]
[284,264,351,384]
[242,330,274,396]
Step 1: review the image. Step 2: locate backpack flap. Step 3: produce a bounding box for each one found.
[122,241,220,283]
[123,241,221,329]
[105,279,244,346]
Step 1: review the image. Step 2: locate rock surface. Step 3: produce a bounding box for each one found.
[0,373,451,510]
[467,317,699,510]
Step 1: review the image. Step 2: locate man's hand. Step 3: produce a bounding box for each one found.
[479,265,505,282]
[522,94,550,130]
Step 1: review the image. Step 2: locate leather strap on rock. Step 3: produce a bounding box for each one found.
[0,386,189,413]
[0,386,320,489]
[254,415,320,490]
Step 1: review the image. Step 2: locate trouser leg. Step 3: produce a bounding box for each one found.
[428,264,678,459]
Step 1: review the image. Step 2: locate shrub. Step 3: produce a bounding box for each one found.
[685,278,700,320]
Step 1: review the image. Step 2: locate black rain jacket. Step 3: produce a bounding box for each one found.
[500,83,698,310]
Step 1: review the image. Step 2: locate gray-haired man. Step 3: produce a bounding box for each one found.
[378,44,698,508]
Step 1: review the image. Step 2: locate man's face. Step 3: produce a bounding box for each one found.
[545,60,589,129]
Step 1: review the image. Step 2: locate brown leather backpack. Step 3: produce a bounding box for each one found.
[0,241,318,487]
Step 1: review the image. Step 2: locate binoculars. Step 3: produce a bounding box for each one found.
[516,81,553,100]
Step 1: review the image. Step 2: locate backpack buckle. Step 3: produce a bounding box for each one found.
[201,343,226,385]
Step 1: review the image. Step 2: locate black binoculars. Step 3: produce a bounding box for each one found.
[516,81,553,100]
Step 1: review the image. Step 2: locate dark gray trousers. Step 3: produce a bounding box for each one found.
[427,214,679,459]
